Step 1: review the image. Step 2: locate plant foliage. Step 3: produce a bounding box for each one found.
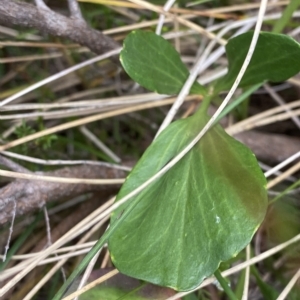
[108,30,300,291]
[109,111,267,291]
[54,29,300,298]
[217,31,300,90]
[120,30,206,95]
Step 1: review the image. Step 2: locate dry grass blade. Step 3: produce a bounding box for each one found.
[0,48,121,107]
[276,268,300,300]
[0,169,125,184]
[0,198,115,294]
[62,269,119,300]
[242,245,251,300]
[1,0,300,299]
[0,96,199,151]
[22,216,110,300]
[267,161,300,189]
[226,100,300,134]
[129,0,226,44]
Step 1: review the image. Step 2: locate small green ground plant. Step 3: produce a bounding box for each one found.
[54,30,300,299]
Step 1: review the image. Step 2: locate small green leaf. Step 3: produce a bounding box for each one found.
[252,266,279,300]
[217,31,300,90]
[120,30,206,95]
[109,112,267,291]
[234,268,247,299]
[272,0,300,34]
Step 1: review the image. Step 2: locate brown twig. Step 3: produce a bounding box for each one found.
[0,193,115,300]
[234,130,300,164]
[0,154,30,174]
[0,0,120,60]
[67,0,85,21]
[0,164,126,225]
[0,129,298,226]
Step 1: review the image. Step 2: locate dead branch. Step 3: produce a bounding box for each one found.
[0,165,126,225]
[0,129,298,226]
[0,155,30,173]
[0,0,120,59]
[234,130,300,164]
[67,0,85,21]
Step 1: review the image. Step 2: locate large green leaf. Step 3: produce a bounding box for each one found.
[120,30,206,95]
[217,31,300,90]
[108,112,267,291]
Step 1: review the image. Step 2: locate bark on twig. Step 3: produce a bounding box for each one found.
[0,130,298,226]
[0,165,126,225]
[0,0,120,59]
[67,0,85,21]
[0,155,30,173]
[234,130,300,164]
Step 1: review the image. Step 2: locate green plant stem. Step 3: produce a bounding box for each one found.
[214,269,239,300]
[269,179,300,205]
[197,94,213,116]
[52,197,141,300]
[272,0,300,33]
[214,83,262,124]
[197,84,262,127]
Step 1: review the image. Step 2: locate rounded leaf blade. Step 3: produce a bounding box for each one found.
[108,114,267,291]
[120,30,206,95]
[218,31,300,90]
